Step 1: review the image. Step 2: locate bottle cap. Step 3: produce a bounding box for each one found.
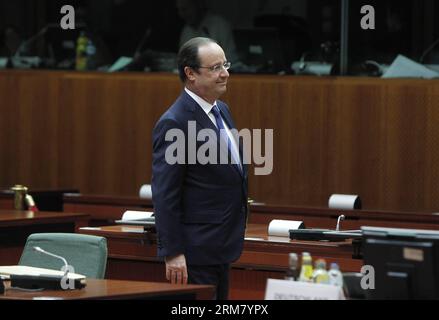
[288,253,298,266]
[330,262,340,270]
[301,252,312,263]
[11,185,28,193]
[315,259,327,269]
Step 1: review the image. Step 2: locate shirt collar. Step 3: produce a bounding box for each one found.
[185,87,216,115]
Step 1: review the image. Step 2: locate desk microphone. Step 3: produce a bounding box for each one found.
[133,27,152,58]
[14,23,59,58]
[336,215,345,232]
[420,37,439,64]
[33,246,69,277]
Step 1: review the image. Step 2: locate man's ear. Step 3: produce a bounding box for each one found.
[185,66,197,81]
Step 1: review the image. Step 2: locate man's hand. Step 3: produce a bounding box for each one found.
[165,254,188,284]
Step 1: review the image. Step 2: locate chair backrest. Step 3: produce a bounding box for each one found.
[19,233,107,279]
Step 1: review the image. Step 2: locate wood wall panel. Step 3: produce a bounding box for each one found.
[0,71,61,189]
[1,70,439,212]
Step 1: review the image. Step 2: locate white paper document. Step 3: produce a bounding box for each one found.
[121,210,154,221]
[0,265,85,280]
[382,55,439,79]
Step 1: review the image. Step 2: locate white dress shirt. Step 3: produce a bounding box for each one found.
[185,87,241,168]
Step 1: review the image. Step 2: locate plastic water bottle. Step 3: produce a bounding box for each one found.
[328,262,344,287]
[298,252,313,282]
[312,259,330,284]
[76,31,88,71]
[285,253,299,281]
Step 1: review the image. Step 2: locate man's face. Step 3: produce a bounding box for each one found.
[186,43,230,103]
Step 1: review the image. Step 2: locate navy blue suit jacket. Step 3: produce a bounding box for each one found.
[152,90,248,265]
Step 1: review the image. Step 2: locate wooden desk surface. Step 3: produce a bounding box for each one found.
[81,223,353,250]
[244,224,353,254]
[64,194,439,231]
[0,210,90,266]
[79,224,360,271]
[64,193,152,207]
[64,193,438,223]
[0,279,214,300]
[250,203,439,226]
[0,210,89,227]
[80,223,361,299]
[63,194,152,226]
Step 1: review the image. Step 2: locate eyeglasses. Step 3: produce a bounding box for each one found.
[198,61,231,73]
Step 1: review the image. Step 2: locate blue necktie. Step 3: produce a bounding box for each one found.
[211,105,242,173]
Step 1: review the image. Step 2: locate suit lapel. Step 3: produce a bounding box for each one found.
[183,92,238,175]
[181,91,245,177]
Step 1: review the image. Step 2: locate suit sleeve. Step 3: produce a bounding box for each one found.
[152,117,186,258]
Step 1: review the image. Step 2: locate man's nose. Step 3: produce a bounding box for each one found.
[220,68,229,78]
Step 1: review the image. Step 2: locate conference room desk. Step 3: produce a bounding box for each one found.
[0,279,214,300]
[0,189,79,212]
[79,223,362,300]
[249,204,439,230]
[0,193,14,210]
[63,194,153,226]
[0,210,89,265]
[64,194,439,231]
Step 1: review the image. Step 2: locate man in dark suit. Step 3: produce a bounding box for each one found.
[152,37,248,300]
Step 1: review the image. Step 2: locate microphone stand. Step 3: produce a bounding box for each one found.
[14,24,58,58]
[9,247,85,291]
[133,27,152,59]
[335,215,345,232]
[420,37,439,64]
[33,246,69,277]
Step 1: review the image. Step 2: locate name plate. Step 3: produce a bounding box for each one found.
[265,279,345,300]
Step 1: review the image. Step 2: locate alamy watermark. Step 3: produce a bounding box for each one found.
[60,5,76,30]
[360,5,375,30]
[57,3,376,32]
[164,121,273,176]
[360,265,375,290]
[60,265,76,290]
